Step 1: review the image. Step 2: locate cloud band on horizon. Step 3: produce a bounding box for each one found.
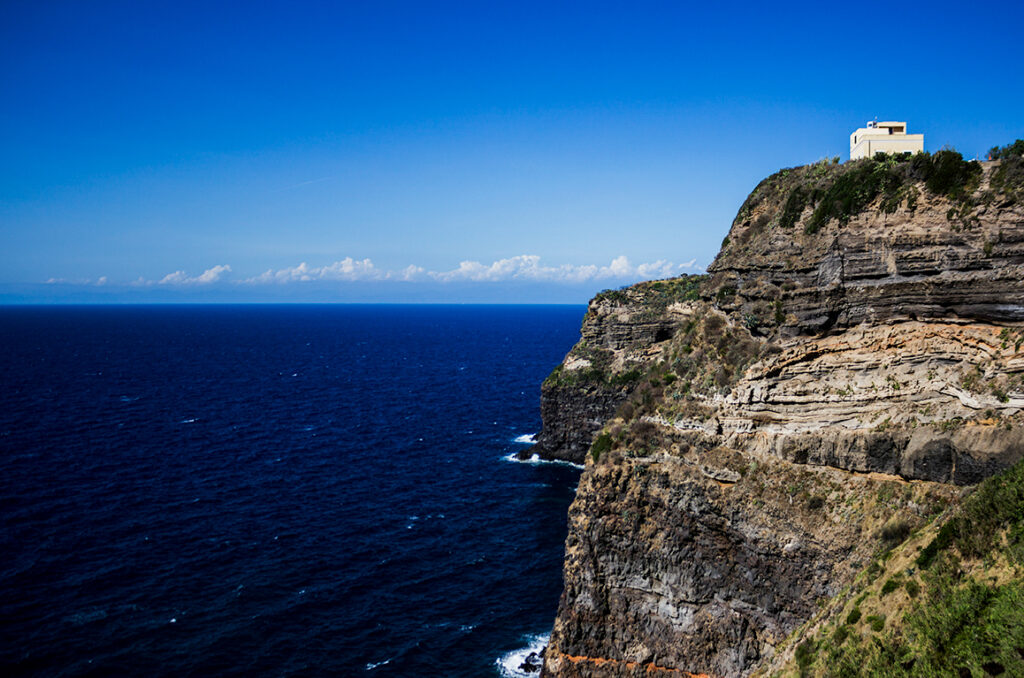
[49,255,703,288]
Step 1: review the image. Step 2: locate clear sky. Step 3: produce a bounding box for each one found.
[2,0,1022,303]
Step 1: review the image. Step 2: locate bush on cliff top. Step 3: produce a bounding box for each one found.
[592,275,708,309]
[732,147,989,237]
[803,150,981,234]
[989,139,1024,205]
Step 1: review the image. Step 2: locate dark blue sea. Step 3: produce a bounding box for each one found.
[0,305,585,677]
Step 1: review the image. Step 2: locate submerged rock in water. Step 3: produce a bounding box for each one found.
[519,650,543,673]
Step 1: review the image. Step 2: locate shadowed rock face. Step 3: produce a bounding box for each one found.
[534,384,628,464]
[539,159,1024,677]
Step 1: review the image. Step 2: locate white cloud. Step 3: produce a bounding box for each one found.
[193,265,231,284]
[396,264,426,281]
[68,255,703,289]
[135,264,233,286]
[245,257,381,283]
[157,270,189,285]
[427,255,697,283]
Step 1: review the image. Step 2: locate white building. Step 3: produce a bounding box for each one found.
[850,121,924,160]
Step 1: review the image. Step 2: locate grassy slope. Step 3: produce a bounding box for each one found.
[769,457,1024,678]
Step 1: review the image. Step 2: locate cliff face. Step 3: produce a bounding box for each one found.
[533,280,702,464]
[709,153,1024,335]
[539,150,1024,677]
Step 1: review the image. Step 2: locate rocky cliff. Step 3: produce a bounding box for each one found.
[537,144,1024,677]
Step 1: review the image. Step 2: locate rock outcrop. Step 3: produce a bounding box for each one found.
[709,153,1024,335]
[538,149,1024,677]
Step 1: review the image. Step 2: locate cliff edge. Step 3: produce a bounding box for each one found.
[537,142,1024,677]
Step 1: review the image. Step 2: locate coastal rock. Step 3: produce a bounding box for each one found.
[534,384,629,465]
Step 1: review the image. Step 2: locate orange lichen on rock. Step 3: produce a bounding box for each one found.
[558,652,714,677]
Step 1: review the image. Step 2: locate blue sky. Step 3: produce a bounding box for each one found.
[2,0,1022,303]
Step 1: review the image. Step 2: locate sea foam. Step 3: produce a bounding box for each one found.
[496,633,549,677]
[502,452,584,470]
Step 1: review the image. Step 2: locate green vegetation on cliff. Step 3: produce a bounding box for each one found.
[989,139,1024,205]
[591,275,706,310]
[729,143,1024,240]
[778,457,1024,678]
[543,275,709,390]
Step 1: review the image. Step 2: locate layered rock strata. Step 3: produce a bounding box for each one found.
[538,155,1024,677]
[709,159,1024,334]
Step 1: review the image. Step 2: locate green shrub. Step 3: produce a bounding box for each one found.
[833,624,850,645]
[806,160,892,233]
[791,458,1024,676]
[989,139,1024,161]
[865,560,883,582]
[905,185,919,211]
[922,149,981,198]
[917,519,957,569]
[905,579,921,598]
[990,139,1024,204]
[879,518,913,545]
[795,639,816,670]
[610,368,643,386]
[779,186,808,229]
[881,577,902,596]
[594,288,630,305]
[728,143,1021,240]
[590,432,612,462]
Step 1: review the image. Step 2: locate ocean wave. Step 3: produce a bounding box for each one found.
[502,452,584,470]
[496,633,549,677]
[364,657,392,671]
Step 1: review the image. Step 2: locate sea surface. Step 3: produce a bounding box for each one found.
[0,304,585,677]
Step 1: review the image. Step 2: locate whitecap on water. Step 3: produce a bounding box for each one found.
[502,452,584,470]
[365,657,392,671]
[496,633,549,677]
